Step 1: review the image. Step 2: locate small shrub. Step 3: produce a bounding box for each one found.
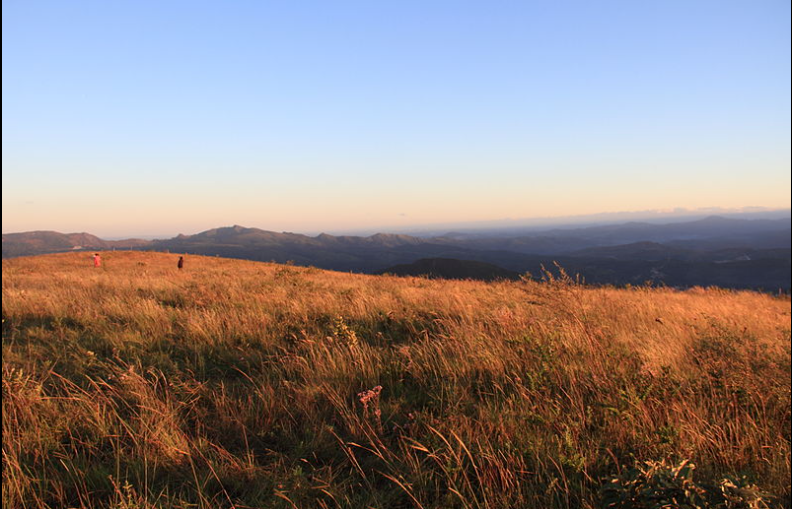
[600,459,771,509]
[333,315,359,346]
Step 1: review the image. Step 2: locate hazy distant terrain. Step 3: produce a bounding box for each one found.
[3,215,790,290]
[0,231,151,258]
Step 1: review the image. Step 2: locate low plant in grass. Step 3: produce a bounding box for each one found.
[600,459,772,509]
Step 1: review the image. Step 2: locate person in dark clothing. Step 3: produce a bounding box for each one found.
[177,256,184,270]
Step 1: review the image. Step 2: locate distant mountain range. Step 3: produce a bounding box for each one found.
[3,216,790,290]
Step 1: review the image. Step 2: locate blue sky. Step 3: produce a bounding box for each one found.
[3,0,790,237]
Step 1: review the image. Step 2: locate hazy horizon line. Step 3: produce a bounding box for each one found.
[3,205,790,240]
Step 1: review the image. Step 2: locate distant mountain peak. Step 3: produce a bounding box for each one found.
[198,225,261,236]
[695,215,738,224]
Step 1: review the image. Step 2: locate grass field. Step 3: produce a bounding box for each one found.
[3,251,790,508]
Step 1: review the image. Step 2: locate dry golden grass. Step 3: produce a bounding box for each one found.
[3,251,790,508]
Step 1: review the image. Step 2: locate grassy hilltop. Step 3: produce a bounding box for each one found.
[2,251,790,508]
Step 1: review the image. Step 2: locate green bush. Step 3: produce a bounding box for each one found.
[600,459,772,509]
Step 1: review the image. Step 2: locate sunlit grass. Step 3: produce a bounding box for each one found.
[3,251,790,508]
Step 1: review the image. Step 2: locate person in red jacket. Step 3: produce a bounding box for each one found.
[93,253,101,268]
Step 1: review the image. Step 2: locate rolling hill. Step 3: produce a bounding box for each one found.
[1,230,151,258]
[3,251,789,508]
